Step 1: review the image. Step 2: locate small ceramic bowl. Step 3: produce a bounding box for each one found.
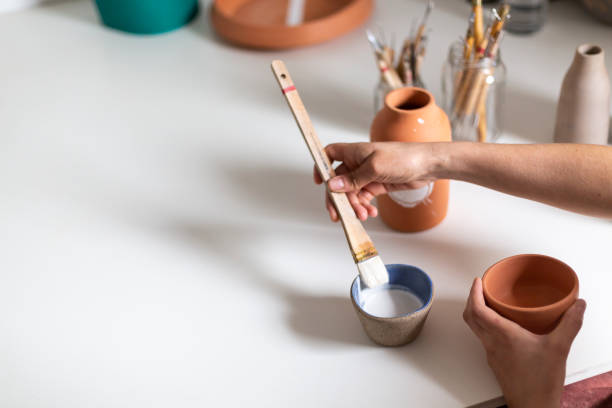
[350,264,434,346]
[483,254,579,334]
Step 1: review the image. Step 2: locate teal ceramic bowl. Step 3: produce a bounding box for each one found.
[94,0,199,35]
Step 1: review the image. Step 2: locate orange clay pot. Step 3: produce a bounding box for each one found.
[210,0,373,49]
[482,254,579,334]
[370,87,451,232]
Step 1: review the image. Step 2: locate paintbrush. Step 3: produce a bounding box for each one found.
[490,4,510,38]
[366,30,403,89]
[271,60,389,289]
[414,0,434,54]
[472,0,484,47]
[463,15,475,60]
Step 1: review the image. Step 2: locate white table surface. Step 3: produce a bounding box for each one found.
[1,1,611,407]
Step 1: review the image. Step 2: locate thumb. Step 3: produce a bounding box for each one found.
[550,299,586,348]
[328,157,377,193]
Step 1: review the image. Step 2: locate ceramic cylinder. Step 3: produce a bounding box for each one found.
[554,44,610,144]
[370,88,451,232]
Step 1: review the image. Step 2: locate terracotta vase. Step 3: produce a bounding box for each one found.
[370,87,451,232]
[482,254,579,334]
[554,44,610,144]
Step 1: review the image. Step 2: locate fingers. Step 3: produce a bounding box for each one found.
[464,278,524,338]
[324,190,374,222]
[325,144,377,193]
[549,299,586,350]
[359,194,378,218]
[313,166,323,185]
[325,192,338,222]
[328,156,376,193]
[464,278,486,336]
[315,142,359,184]
[317,143,381,221]
[319,161,371,222]
[324,143,352,163]
[334,164,370,221]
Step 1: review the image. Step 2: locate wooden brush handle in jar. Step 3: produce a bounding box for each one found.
[270,60,377,262]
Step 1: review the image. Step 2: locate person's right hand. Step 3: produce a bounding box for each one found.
[313,142,441,222]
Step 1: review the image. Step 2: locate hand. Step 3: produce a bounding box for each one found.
[313,142,440,222]
[463,278,586,408]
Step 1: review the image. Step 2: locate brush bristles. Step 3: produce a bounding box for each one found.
[357,256,389,288]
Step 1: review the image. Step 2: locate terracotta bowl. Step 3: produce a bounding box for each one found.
[350,264,434,347]
[482,254,579,334]
[210,0,373,49]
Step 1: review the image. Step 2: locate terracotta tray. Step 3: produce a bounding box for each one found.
[210,0,373,49]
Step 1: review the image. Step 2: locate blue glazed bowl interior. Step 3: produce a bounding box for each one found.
[351,264,434,317]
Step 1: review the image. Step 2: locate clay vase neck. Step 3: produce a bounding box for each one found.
[570,44,606,73]
[381,88,439,124]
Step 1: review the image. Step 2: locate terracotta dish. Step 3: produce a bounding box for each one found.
[482,254,579,334]
[210,0,373,49]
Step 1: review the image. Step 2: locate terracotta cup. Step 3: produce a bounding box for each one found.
[350,264,434,346]
[482,254,579,334]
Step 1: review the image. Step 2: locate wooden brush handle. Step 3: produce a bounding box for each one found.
[375,56,403,89]
[271,60,377,262]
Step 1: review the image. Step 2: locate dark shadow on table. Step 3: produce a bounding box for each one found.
[222,162,330,225]
[110,195,514,400]
[162,221,372,347]
[287,293,370,346]
[363,218,510,279]
[215,57,372,135]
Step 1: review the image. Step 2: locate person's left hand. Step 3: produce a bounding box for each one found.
[463,278,586,408]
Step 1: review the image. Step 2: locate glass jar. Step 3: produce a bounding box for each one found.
[441,41,506,142]
[374,79,394,113]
